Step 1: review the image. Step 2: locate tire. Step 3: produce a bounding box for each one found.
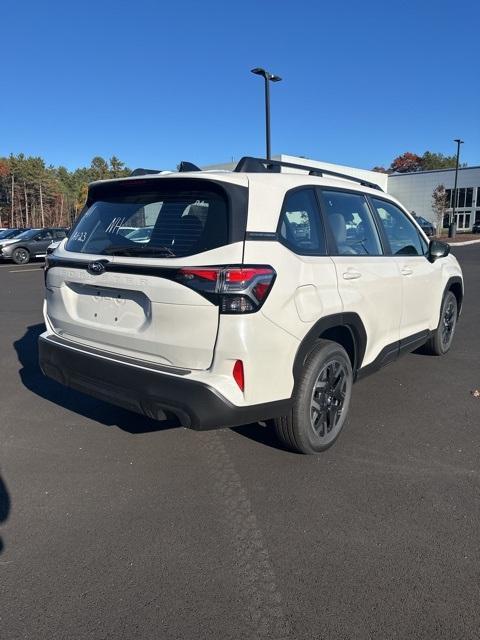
[274,340,353,454]
[424,290,457,356]
[12,247,30,265]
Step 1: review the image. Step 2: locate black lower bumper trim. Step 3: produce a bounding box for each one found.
[38,335,292,430]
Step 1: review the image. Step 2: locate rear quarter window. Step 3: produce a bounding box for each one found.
[278,188,326,255]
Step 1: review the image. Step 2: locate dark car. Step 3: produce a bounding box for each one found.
[0,228,68,264]
[0,228,29,240]
[472,220,480,234]
[412,214,435,237]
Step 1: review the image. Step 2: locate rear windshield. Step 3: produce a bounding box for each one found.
[66,180,229,258]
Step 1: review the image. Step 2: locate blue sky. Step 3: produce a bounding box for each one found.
[2,0,478,171]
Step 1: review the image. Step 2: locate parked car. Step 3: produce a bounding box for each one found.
[0,228,29,240]
[125,226,154,243]
[0,228,68,264]
[412,213,435,237]
[472,220,480,234]
[39,157,463,454]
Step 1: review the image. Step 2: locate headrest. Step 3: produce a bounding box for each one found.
[329,213,347,244]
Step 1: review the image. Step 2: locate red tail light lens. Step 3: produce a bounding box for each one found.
[224,268,273,283]
[176,265,276,314]
[233,360,244,391]
[179,268,219,281]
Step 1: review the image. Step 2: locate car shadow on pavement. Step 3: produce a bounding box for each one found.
[14,324,180,435]
[14,324,286,449]
[232,422,289,452]
[0,473,10,555]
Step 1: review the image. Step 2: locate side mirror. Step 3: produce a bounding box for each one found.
[428,240,450,262]
[46,241,60,255]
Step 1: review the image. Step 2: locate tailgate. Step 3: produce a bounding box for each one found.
[44,174,248,370]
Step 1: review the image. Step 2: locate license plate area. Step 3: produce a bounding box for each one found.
[67,282,151,330]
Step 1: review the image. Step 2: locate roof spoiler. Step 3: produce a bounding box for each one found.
[130,168,163,176]
[234,156,384,191]
[130,161,201,177]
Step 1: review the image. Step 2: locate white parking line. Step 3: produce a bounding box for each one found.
[0,262,44,269]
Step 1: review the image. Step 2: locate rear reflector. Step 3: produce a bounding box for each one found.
[233,360,244,391]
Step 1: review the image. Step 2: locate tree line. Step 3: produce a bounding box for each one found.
[0,154,131,229]
[0,150,467,229]
[372,150,466,174]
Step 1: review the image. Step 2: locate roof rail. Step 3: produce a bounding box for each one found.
[130,168,163,176]
[234,156,384,191]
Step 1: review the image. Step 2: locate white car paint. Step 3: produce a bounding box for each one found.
[40,165,463,418]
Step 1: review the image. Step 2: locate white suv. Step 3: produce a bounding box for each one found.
[39,157,463,454]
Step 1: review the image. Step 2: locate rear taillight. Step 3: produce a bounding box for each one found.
[176,265,276,313]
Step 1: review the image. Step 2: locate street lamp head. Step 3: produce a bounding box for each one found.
[251,67,282,82]
[454,139,464,144]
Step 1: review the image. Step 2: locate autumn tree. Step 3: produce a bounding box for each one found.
[431,184,449,235]
[390,152,423,173]
[385,150,468,174]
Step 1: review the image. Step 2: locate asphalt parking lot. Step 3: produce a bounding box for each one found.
[1,247,479,640]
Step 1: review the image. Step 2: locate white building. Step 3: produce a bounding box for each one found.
[207,155,479,232]
[388,166,480,232]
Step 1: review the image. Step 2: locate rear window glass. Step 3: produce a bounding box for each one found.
[66,181,229,258]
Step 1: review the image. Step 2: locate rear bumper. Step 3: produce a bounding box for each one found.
[38,333,292,430]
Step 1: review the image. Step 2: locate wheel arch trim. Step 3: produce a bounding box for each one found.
[292,312,367,383]
[444,276,463,316]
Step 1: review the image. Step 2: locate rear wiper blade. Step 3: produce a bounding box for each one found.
[103,245,175,257]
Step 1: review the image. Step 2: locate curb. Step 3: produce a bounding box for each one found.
[447,239,480,247]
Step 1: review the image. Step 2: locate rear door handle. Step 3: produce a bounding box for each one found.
[343,269,362,280]
[401,267,414,276]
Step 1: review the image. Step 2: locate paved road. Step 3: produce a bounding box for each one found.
[1,248,479,640]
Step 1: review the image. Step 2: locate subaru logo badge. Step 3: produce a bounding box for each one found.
[87,261,106,275]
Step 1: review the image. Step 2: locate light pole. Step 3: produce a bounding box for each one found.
[449,138,464,238]
[251,67,282,160]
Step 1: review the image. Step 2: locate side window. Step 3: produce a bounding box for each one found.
[40,230,53,240]
[320,190,383,256]
[279,189,325,255]
[54,230,67,239]
[371,198,423,256]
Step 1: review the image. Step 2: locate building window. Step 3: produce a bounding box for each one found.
[446,187,476,209]
[466,188,473,207]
